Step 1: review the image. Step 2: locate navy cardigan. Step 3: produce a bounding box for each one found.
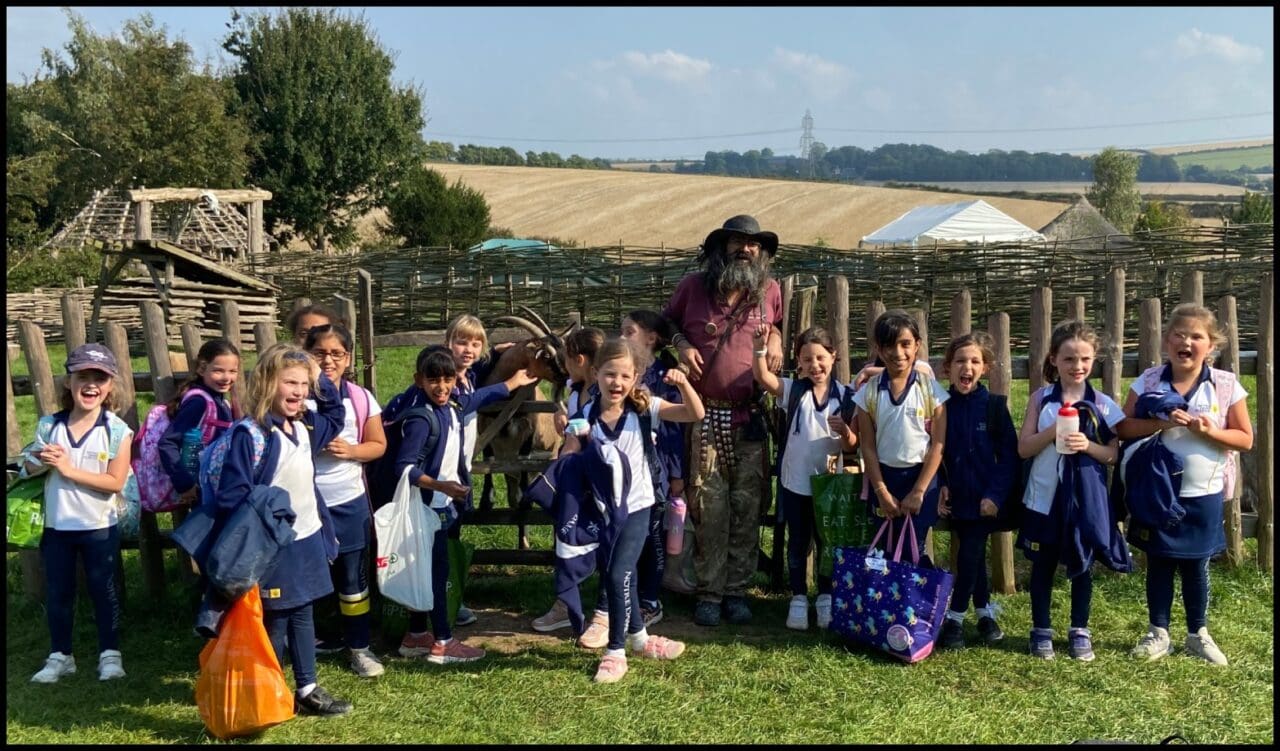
[158,382,235,494]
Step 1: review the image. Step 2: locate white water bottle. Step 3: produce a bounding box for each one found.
[1055,406,1080,454]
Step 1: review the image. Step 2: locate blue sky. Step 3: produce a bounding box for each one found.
[6,6,1273,160]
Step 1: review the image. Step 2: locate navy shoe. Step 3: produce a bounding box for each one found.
[693,600,721,627]
[939,619,965,649]
[977,616,1005,645]
[722,596,752,625]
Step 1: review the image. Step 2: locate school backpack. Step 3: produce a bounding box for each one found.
[132,389,232,512]
[985,393,1027,532]
[197,418,269,506]
[341,379,372,444]
[861,370,941,429]
[1136,365,1240,499]
[27,412,140,537]
[367,401,455,510]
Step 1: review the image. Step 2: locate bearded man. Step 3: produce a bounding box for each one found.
[663,215,783,626]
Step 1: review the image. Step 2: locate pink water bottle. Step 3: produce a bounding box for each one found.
[665,497,687,555]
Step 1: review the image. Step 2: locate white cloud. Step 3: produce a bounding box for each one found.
[616,49,712,83]
[771,47,853,86]
[1174,28,1264,64]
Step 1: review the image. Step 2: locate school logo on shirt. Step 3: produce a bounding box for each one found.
[1210,402,1219,414]
[97,451,109,462]
[265,588,282,599]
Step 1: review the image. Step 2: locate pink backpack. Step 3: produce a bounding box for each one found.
[344,379,371,444]
[1136,365,1240,499]
[132,389,231,512]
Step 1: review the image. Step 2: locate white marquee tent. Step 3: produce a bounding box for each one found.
[860,199,1047,246]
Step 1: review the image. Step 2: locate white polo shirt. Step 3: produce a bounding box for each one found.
[1130,369,1246,497]
[852,372,949,468]
[307,383,382,507]
[580,397,665,515]
[42,412,133,532]
[1022,385,1124,514]
[778,378,846,495]
[270,423,321,540]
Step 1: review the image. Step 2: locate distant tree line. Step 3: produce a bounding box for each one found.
[671,143,1212,184]
[423,141,611,169]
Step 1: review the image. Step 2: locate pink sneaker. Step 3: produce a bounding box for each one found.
[635,635,686,661]
[593,654,628,683]
[427,638,485,664]
[578,612,610,650]
[398,631,436,659]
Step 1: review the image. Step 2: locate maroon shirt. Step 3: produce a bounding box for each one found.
[664,274,782,425]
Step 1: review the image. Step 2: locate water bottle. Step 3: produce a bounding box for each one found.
[180,427,204,473]
[665,496,687,555]
[1055,406,1080,454]
[566,418,591,437]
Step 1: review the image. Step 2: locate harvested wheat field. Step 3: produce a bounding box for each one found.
[421,164,1069,248]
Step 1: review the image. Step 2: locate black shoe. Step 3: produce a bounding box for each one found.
[314,637,346,655]
[295,686,352,716]
[722,596,752,625]
[977,616,1005,645]
[693,600,721,627]
[939,619,965,649]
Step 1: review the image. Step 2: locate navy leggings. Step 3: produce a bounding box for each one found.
[41,526,121,655]
[780,487,832,597]
[265,603,317,690]
[636,503,666,609]
[408,508,453,641]
[331,548,371,650]
[1029,546,1093,630]
[949,524,991,613]
[604,509,652,651]
[1146,555,1210,633]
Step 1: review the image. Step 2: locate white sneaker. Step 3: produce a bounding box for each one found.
[1185,628,1228,666]
[348,647,386,678]
[815,594,833,630]
[532,599,572,632]
[32,652,76,683]
[98,650,126,681]
[785,595,810,631]
[1130,626,1173,661]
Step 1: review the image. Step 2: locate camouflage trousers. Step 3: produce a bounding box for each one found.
[687,424,767,603]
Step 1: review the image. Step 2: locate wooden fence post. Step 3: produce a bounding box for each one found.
[357,269,377,394]
[910,308,929,365]
[333,293,357,344]
[1137,299,1162,373]
[137,301,174,599]
[15,320,56,600]
[1218,295,1243,566]
[1256,273,1273,572]
[102,322,136,600]
[779,275,796,364]
[1029,287,1052,390]
[826,276,850,384]
[180,324,203,372]
[5,338,20,457]
[61,292,87,351]
[1103,268,1125,402]
[253,322,277,352]
[1181,270,1203,306]
[866,300,885,365]
[220,300,242,354]
[1067,296,1085,323]
[987,312,1016,594]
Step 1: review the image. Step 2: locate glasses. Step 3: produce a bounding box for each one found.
[310,349,349,362]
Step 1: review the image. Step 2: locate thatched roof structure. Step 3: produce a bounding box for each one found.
[41,188,275,262]
[1039,195,1130,244]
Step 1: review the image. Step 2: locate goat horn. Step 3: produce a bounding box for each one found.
[491,315,546,339]
[557,322,577,338]
[517,305,554,336]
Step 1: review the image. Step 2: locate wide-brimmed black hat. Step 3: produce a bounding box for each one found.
[701,214,779,257]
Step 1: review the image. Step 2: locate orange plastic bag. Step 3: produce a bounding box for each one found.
[195,586,295,739]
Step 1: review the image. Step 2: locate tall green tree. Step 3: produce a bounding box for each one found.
[384,164,489,248]
[223,8,425,251]
[1087,147,1142,233]
[8,11,250,235]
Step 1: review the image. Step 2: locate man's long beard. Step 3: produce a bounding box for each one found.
[703,250,771,304]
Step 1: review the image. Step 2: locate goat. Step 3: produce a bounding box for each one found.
[477,306,571,548]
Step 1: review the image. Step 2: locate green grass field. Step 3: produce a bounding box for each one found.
[1171,145,1273,173]
[5,535,1274,743]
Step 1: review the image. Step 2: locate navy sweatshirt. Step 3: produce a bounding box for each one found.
[158,382,235,494]
[941,384,1018,521]
[214,375,344,562]
[382,380,512,507]
[641,358,686,489]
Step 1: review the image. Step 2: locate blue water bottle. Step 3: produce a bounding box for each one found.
[180,427,204,475]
